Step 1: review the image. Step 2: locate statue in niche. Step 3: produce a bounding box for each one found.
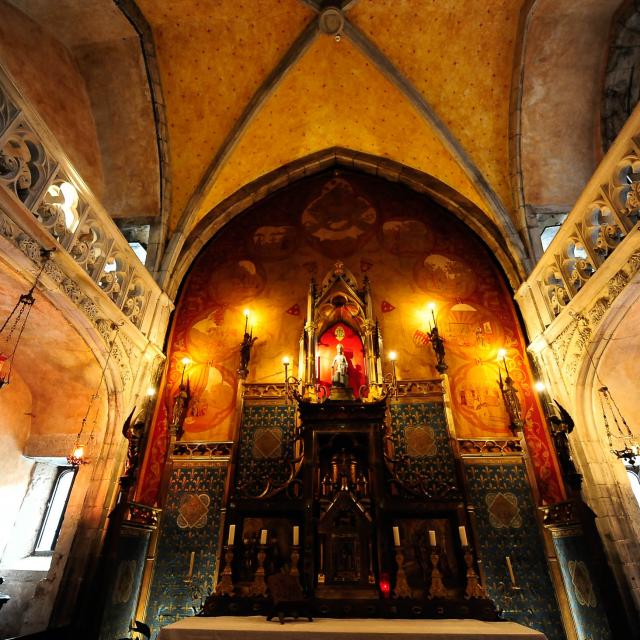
[331,343,349,387]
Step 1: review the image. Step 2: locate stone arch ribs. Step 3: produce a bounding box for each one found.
[161,7,528,287]
[162,148,527,303]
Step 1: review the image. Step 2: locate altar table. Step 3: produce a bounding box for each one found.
[158,616,547,640]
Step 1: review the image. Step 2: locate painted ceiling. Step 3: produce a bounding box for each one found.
[135,0,525,234]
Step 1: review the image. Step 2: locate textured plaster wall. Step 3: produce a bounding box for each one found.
[521,0,619,208]
[0,1,104,197]
[136,0,314,225]
[0,369,33,560]
[200,37,490,228]
[74,37,161,219]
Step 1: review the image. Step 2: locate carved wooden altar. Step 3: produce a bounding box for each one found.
[202,265,499,620]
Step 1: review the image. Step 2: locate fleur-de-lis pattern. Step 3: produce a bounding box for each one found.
[465,462,564,640]
[389,402,461,499]
[145,464,227,637]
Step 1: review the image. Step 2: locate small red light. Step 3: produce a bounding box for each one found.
[379,574,391,598]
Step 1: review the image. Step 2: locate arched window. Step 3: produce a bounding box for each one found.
[34,467,76,554]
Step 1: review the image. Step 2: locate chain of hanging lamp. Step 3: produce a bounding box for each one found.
[67,322,121,466]
[0,249,53,389]
[599,385,639,469]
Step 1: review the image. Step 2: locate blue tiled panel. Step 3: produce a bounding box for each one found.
[99,526,151,640]
[145,465,227,638]
[390,402,460,496]
[553,534,612,639]
[237,403,296,496]
[465,462,565,640]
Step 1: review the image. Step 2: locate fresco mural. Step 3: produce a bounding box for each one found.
[138,171,563,506]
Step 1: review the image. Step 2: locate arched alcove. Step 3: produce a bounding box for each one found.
[571,272,640,616]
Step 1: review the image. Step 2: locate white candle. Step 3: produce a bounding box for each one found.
[458,525,468,547]
[260,529,268,545]
[188,551,195,577]
[293,526,299,546]
[227,524,235,545]
[393,526,401,547]
[506,556,516,585]
[429,530,437,547]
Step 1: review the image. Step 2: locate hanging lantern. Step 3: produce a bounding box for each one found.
[599,386,639,469]
[0,249,53,389]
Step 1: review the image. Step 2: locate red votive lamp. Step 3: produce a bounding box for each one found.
[379,573,391,598]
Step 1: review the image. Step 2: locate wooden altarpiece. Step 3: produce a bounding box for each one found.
[201,265,499,620]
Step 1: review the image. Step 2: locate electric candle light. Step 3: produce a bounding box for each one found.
[429,530,437,547]
[393,525,401,547]
[458,525,468,547]
[428,302,437,331]
[260,529,268,545]
[146,386,156,397]
[534,380,546,392]
[293,525,299,546]
[227,524,235,545]
[506,556,516,586]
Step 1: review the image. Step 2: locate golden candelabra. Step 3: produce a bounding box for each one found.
[393,547,412,598]
[428,548,447,598]
[250,545,268,597]
[215,546,235,596]
[463,547,487,599]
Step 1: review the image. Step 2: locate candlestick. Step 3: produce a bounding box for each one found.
[393,525,401,547]
[250,544,268,597]
[464,547,487,599]
[458,525,468,547]
[429,529,437,548]
[428,549,447,599]
[227,524,235,546]
[293,525,299,546]
[260,529,268,545]
[290,545,300,578]
[506,555,516,586]
[393,549,412,598]
[215,546,235,596]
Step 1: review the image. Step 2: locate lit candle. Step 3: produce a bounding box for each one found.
[227,524,236,545]
[458,525,468,547]
[293,526,299,546]
[506,556,516,586]
[429,530,437,547]
[188,551,195,577]
[243,309,250,334]
[260,529,268,545]
[428,302,437,331]
[393,526,401,547]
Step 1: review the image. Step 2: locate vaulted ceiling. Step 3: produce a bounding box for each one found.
[138,0,525,236]
[2,0,621,276]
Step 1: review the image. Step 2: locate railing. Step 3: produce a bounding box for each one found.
[0,66,161,336]
[518,102,640,333]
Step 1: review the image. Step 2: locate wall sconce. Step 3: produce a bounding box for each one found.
[0,248,53,390]
[170,356,191,441]
[496,348,523,435]
[68,322,120,466]
[426,302,447,374]
[238,310,257,378]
